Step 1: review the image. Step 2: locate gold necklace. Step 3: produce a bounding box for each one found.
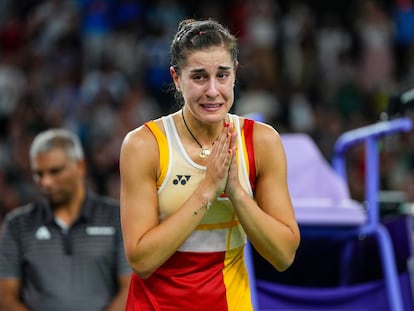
[181,109,216,159]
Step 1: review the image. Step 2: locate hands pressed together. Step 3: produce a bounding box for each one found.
[203,121,241,201]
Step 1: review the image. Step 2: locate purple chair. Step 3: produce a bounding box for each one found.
[245,117,414,311]
[283,133,366,227]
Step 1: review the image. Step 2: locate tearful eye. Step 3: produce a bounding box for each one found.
[193,74,206,81]
[217,72,231,80]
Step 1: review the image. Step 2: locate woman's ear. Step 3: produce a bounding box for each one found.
[170,66,180,90]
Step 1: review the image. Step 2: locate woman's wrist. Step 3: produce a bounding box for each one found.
[193,191,212,216]
[226,184,248,204]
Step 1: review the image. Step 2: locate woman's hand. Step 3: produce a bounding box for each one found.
[202,122,235,199]
[224,122,241,198]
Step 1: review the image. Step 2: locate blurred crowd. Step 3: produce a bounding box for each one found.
[1,0,414,223]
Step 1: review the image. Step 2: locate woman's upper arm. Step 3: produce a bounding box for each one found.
[119,125,160,258]
[254,123,299,233]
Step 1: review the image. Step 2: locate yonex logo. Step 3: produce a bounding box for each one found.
[173,175,191,185]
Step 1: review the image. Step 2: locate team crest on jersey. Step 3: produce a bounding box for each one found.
[173,175,191,185]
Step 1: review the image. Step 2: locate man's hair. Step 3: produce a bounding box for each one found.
[29,128,84,161]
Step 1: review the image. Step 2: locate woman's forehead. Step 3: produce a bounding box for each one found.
[183,47,234,70]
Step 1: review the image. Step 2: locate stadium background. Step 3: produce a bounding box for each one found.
[0,0,414,223]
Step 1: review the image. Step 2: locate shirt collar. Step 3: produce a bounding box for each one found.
[37,190,95,225]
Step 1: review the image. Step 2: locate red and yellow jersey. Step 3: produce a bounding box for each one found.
[126,113,256,311]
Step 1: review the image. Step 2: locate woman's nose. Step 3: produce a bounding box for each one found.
[205,78,219,98]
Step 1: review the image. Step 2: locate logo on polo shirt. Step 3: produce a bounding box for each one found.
[35,226,51,240]
[86,226,115,235]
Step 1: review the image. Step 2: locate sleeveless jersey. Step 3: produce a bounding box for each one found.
[125,113,255,311]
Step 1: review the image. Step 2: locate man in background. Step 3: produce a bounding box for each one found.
[0,128,130,311]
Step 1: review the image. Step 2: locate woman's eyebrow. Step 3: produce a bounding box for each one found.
[189,65,232,73]
[189,68,206,74]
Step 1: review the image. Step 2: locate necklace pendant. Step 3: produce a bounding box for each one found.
[200,148,211,158]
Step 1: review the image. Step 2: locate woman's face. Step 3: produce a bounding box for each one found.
[171,46,237,124]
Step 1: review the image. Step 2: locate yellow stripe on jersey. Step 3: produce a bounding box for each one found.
[224,246,253,311]
[241,124,251,185]
[196,220,241,230]
[145,120,168,189]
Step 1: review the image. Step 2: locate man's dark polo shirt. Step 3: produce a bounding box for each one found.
[0,191,131,311]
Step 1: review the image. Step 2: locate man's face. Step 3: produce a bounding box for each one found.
[31,148,84,207]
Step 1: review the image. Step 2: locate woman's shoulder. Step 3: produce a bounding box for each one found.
[122,124,153,149]
[237,115,280,142]
[121,112,179,152]
[121,120,161,155]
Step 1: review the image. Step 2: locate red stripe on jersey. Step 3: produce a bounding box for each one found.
[126,251,228,311]
[243,119,256,192]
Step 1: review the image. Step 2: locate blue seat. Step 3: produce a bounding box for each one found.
[245,117,414,311]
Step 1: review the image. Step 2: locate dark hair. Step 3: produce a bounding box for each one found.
[170,18,239,74]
